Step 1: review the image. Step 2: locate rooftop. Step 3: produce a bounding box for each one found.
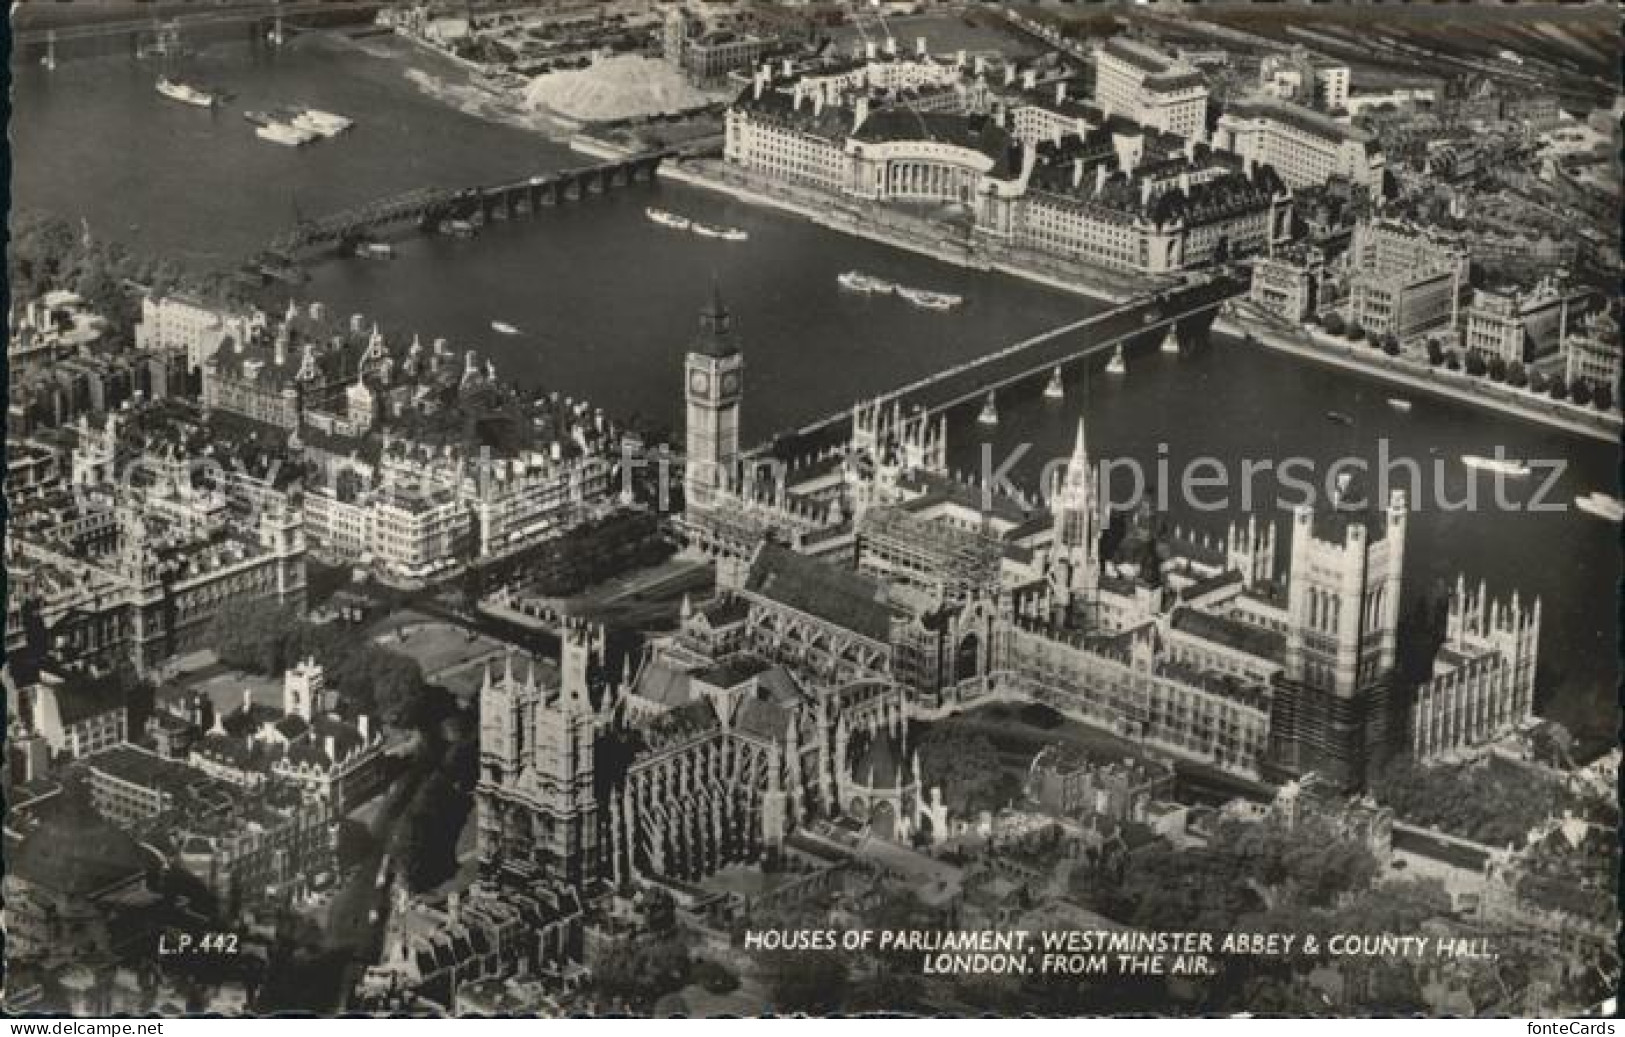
[744,543,894,643]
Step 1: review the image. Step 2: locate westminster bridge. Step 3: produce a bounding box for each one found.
[770,273,1245,454]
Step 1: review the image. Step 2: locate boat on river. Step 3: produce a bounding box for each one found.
[491,321,521,336]
[897,286,962,311]
[156,76,217,108]
[1575,492,1624,522]
[838,270,894,294]
[646,208,690,230]
[1462,454,1531,478]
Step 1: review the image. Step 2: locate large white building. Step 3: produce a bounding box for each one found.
[136,295,257,372]
[1214,95,1385,190]
[1092,37,1210,143]
[725,56,1291,276]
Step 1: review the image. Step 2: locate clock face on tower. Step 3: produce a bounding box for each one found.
[721,371,741,396]
[689,370,710,394]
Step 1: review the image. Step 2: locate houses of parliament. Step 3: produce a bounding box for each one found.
[475,288,1541,891]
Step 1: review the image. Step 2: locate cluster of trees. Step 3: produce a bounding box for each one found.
[1313,311,1616,413]
[207,601,431,724]
[1369,756,1581,848]
[1091,816,1383,935]
[916,723,1024,816]
[1418,338,1615,411]
[10,211,253,341]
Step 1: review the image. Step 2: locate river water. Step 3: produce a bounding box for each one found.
[12,35,1618,745]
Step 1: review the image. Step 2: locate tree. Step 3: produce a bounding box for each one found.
[1529,369,1549,393]
[1348,322,1367,342]
[1444,351,1462,372]
[591,935,692,1012]
[1425,338,1444,365]
[1549,377,1569,401]
[1322,312,1346,336]
[393,771,468,893]
[1487,356,1508,382]
[1382,335,1401,356]
[918,725,1021,815]
[1569,379,1592,406]
[1506,362,1528,388]
[208,601,301,674]
[1464,351,1488,377]
[1593,385,1613,411]
[766,948,847,1014]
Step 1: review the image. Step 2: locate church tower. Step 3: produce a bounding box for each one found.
[1046,418,1101,627]
[528,621,604,884]
[1270,483,1407,790]
[684,282,744,507]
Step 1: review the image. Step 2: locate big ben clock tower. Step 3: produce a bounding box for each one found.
[684,281,743,506]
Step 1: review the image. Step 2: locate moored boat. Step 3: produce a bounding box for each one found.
[1462,454,1531,478]
[255,121,315,147]
[1106,344,1126,375]
[1043,367,1065,400]
[1161,326,1180,354]
[718,227,749,243]
[977,392,999,426]
[690,222,723,238]
[1325,410,1354,426]
[1387,397,1413,412]
[296,107,353,136]
[354,241,394,260]
[1575,492,1625,522]
[491,321,521,336]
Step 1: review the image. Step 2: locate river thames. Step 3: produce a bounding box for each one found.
[11,35,1618,745]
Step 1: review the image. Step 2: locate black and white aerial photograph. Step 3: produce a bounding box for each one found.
[2,0,1619,1022]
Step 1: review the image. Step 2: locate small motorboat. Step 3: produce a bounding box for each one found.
[977,391,999,426]
[646,207,690,230]
[355,242,394,260]
[1105,344,1126,376]
[718,227,749,243]
[1575,492,1625,522]
[1043,366,1065,400]
[1326,410,1354,426]
[1387,397,1413,413]
[1461,454,1531,478]
[491,321,521,336]
[1161,326,1180,354]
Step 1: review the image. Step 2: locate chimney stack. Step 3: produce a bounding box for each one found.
[916,37,926,58]
[1095,163,1108,193]
[1022,67,1037,91]
[1056,82,1067,104]
[1072,157,1084,188]
[866,41,877,61]
[885,36,897,57]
